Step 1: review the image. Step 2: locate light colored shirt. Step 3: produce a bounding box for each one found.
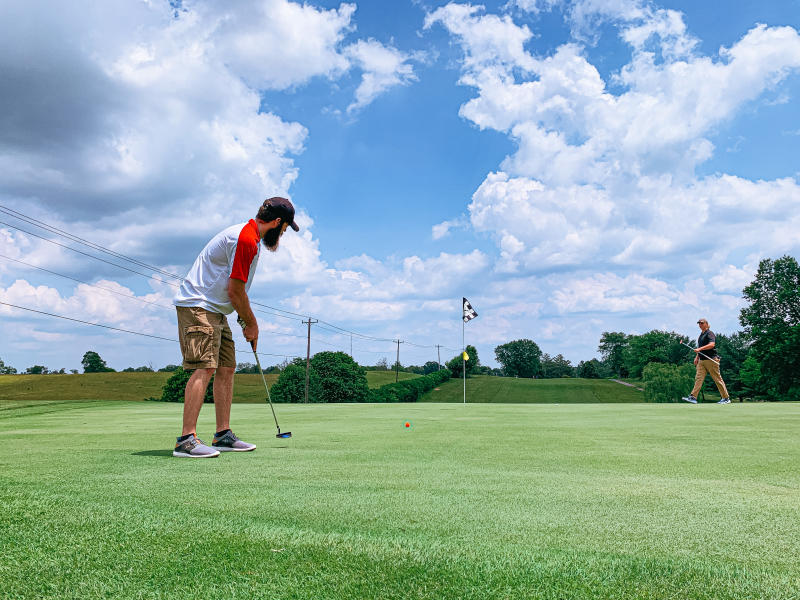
[174,220,261,315]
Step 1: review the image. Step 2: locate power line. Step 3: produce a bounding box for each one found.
[0,253,312,345]
[0,220,182,288]
[0,205,184,281]
[0,301,177,343]
[0,301,300,360]
[0,253,175,310]
[1,210,459,351]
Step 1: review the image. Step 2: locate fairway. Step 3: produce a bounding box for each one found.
[2,401,799,599]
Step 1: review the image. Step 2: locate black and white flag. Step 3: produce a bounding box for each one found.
[463,297,478,323]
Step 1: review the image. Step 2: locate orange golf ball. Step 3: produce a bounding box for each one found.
[405,422,410,428]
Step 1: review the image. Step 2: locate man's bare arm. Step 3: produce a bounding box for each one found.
[228,278,258,350]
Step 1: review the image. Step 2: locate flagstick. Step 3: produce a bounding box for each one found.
[462,316,466,405]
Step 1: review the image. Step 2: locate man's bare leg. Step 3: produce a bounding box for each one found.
[182,368,214,436]
[213,366,235,432]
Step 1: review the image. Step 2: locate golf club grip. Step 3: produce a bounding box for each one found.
[237,316,256,350]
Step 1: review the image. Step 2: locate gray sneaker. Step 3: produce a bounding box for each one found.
[717,398,731,404]
[173,434,220,458]
[682,396,698,404]
[212,430,256,452]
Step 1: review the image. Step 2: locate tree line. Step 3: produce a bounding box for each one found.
[5,255,797,401]
[492,256,800,401]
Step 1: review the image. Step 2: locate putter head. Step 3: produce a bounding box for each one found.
[276,431,292,439]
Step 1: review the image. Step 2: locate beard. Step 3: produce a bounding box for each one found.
[261,225,283,252]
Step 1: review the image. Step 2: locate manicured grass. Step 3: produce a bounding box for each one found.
[2,400,799,599]
[423,375,645,403]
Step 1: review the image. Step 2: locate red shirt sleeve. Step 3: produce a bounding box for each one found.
[230,221,259,282]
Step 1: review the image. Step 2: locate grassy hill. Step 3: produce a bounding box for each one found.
[0,372,641,406]
[0,370,420,406]
[422,374,644,403]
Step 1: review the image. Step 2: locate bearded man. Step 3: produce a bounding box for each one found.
[171,197,299,457]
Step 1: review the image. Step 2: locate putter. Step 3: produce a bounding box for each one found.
[680,340,719,363]
[238,317,292,439]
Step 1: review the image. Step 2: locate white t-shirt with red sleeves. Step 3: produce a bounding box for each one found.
[174,220,261,315]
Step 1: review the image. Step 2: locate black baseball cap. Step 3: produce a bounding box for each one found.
[257,197,299,231]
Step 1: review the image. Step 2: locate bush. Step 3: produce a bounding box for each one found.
[153,367,214,403]
[643,363,695,403]
[312,352,370,403]
[270,363,323,403]
[370,369,452,403]
[269,352,369,403]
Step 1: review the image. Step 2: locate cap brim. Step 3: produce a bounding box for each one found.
[289,221,299,232]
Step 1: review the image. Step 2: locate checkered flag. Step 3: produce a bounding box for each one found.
[463,297,478,323]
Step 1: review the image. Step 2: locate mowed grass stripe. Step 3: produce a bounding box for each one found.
[1,402,799,599]
[423,375,645,403]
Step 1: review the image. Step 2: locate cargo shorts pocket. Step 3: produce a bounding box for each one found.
[183,325,215,365]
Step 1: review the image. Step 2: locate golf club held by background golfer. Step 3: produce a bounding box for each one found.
[680,340,719,363]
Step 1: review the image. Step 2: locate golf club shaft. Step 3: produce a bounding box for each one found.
[681,340,718,363]
[249,339,281,432]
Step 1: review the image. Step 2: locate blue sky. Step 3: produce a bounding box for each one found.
[1,0,799,373]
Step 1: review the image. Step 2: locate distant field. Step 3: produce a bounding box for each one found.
[423,374,644,403]
[2,401,798,599]
[0,370,419,406]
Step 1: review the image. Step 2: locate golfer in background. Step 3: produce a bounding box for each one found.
[171,197,299,458]
[682,318,731,405]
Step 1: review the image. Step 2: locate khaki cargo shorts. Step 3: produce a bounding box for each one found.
[176,306,235,370]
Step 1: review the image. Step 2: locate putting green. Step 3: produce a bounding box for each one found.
[1,401,799,599]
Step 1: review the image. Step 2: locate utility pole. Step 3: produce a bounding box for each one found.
[303,318,318,403]
[394,339,404,382]
[436,344,442,370]
[350,333,353,359]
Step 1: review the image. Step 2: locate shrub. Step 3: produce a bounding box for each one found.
[270,352,369,403]
[270,363,323,403]
[643,363,695,403]
[370,369,452,403]
[312,351,370,403]
[153,367,214,403]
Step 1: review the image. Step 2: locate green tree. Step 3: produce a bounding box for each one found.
[122,365,155,373]
[155,367,214,403]
[25,365,49,375]
[270,363,323,403]
[158,364,181,372]
[707,332,749,399]
[81,351,115,373]
[540,353,574,378]
[311,351,370,403]
[494,339,542,378]
[0,357,17,375]
[446,345,479,378]
[739,355,766,399]
[740,255,800,401]
[598,332,629,377]
[422,361,440,375]
[643,363,696,403]
[577,359,602,379]
[622,331,691,379]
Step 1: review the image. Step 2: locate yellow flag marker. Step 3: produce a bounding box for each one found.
[462,351,469,361]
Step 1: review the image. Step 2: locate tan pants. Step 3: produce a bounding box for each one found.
[176,306,236,370]
[691,359,729,399]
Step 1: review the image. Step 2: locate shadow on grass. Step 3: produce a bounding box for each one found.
[132,449,173,458]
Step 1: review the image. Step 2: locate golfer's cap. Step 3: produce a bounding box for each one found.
[258,197,299,232]
[697,318,707,324]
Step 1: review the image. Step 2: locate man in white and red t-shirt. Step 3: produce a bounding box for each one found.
[172,197,299,458]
